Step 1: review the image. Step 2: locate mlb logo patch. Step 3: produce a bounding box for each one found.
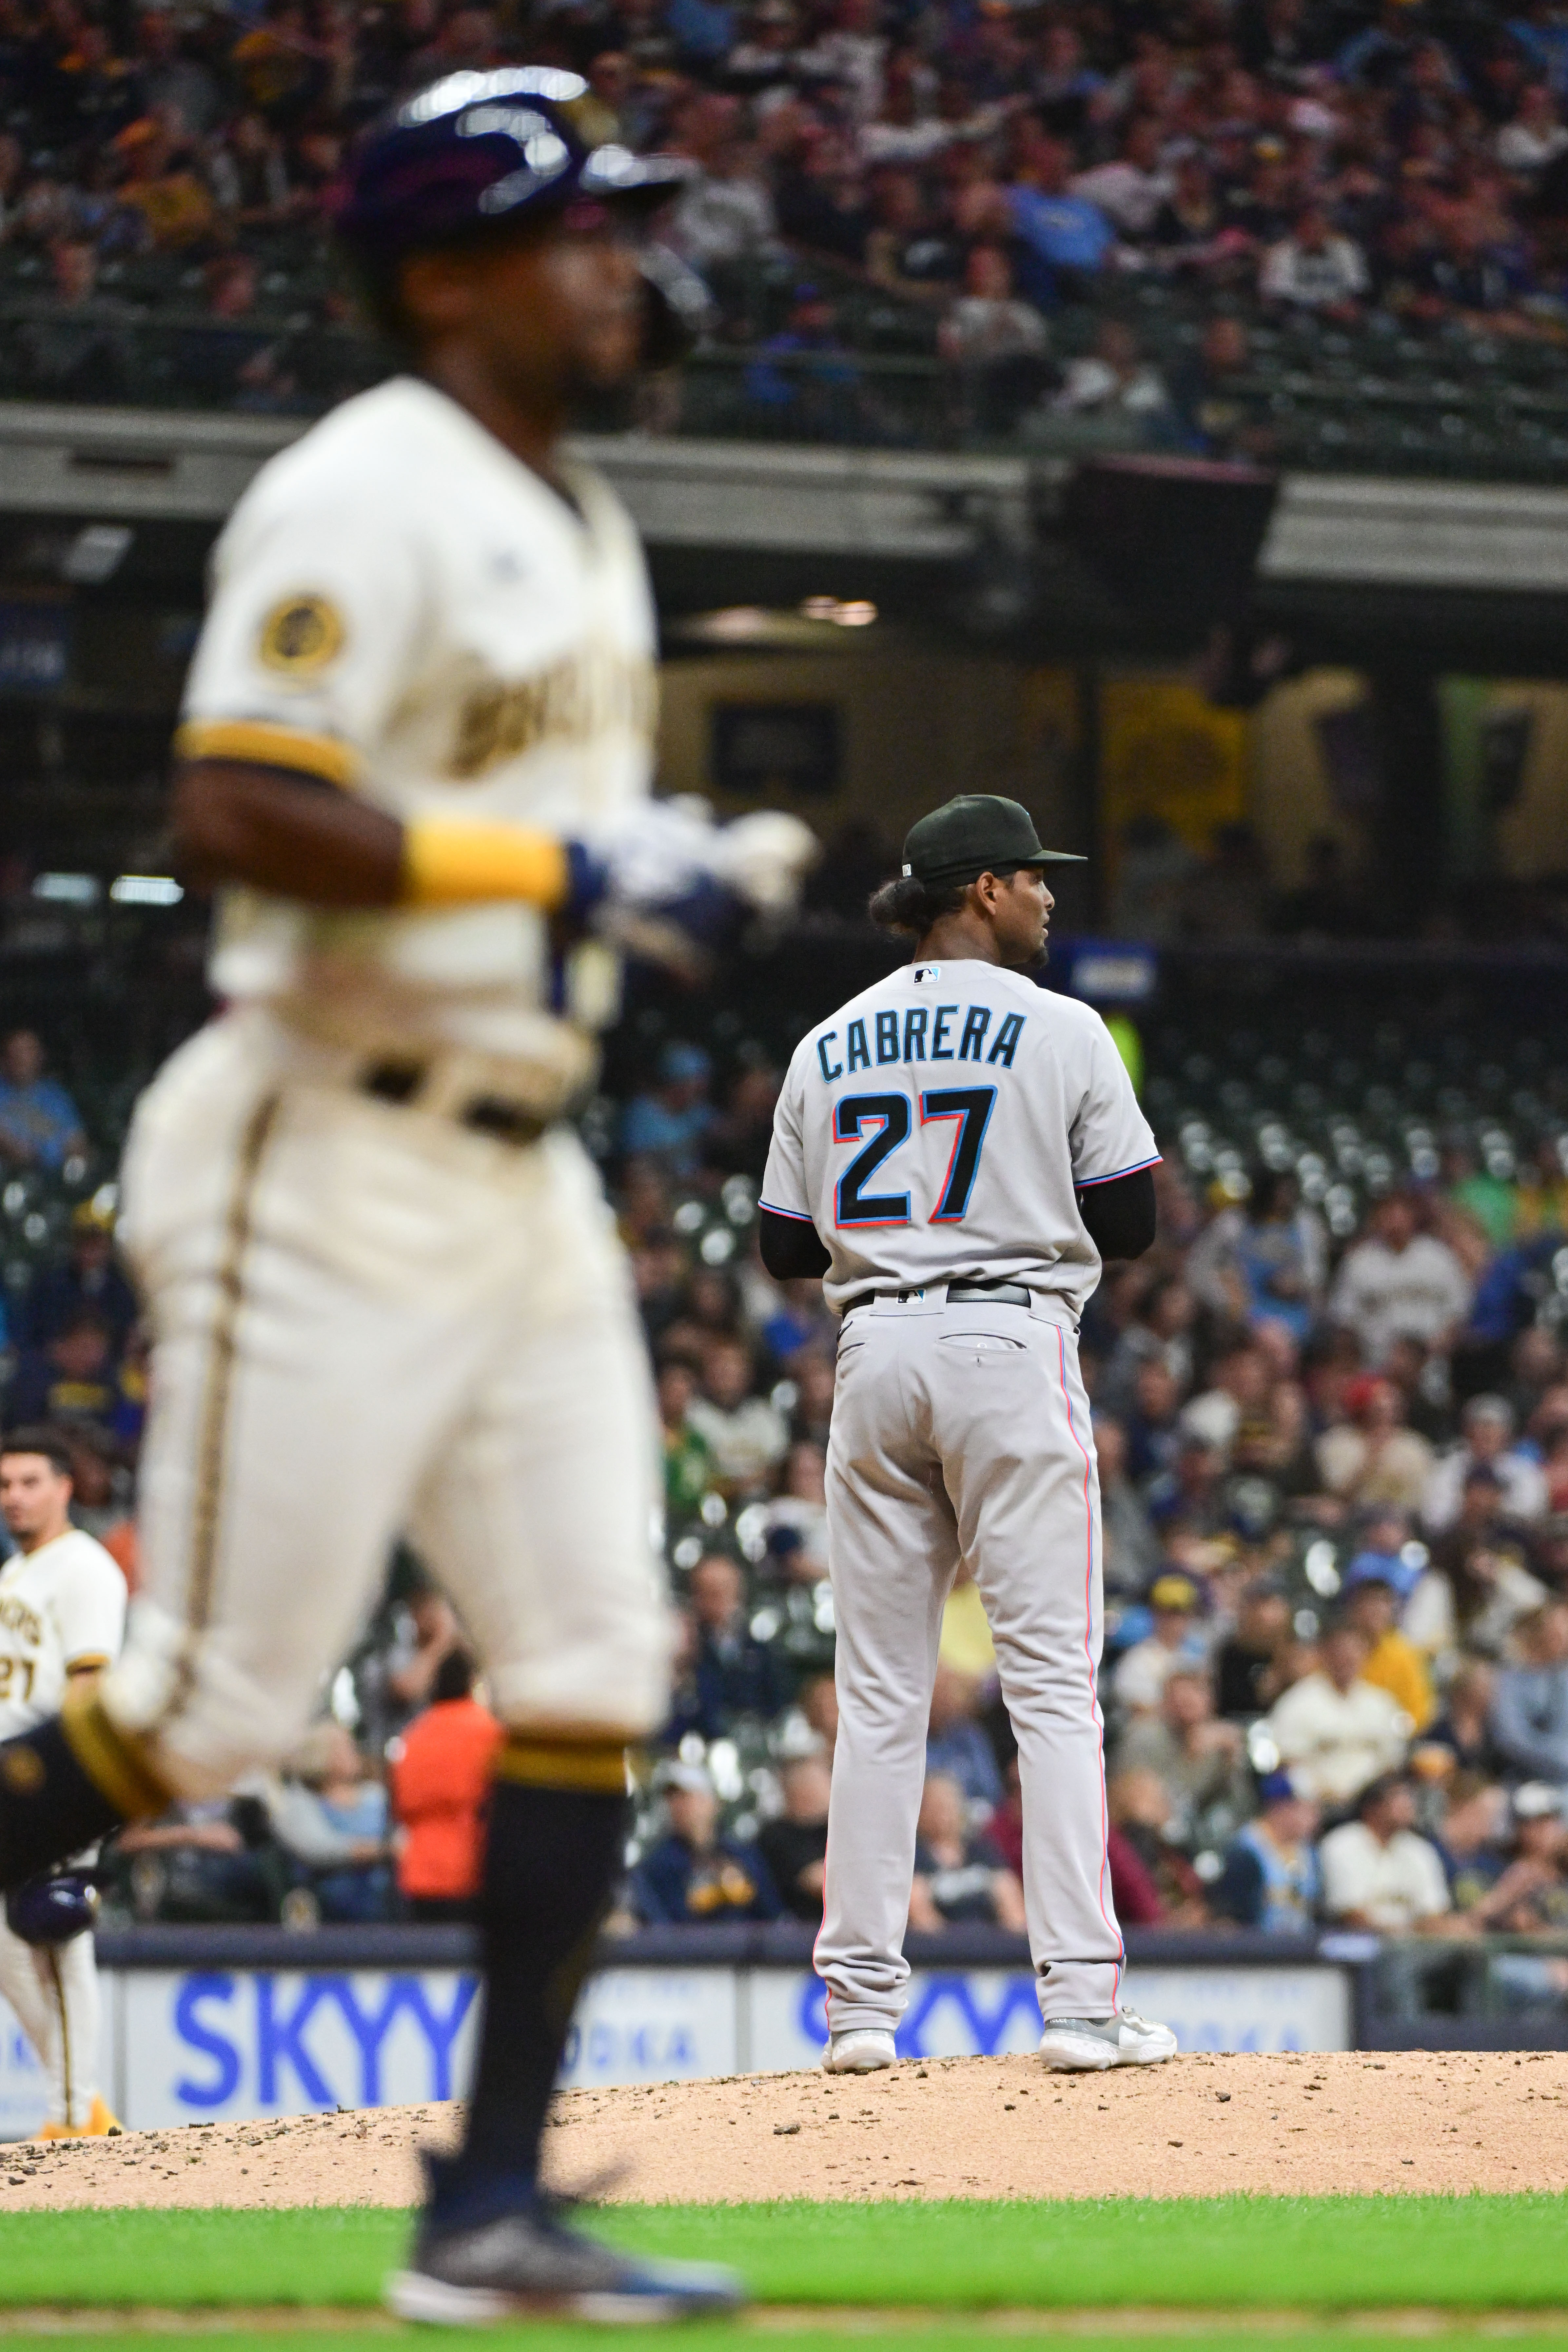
[912,964,941,984]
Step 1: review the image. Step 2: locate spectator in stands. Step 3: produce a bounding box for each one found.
[1316,1375,1435,1513]
[1003,135,1115,305]
[1461,1780,1568,1936]
[1264,1620,1411,1805]
[1424,1394,1548,1532]
[621,1041,715,1176]
[8,1313,124,1439]
[1318,1771,1456,1934]
[1341,1562,1436,1733]
[1215,1577,1294,1719]
[0,1031,85,1172]
[926,1663,1002,1809]
[1412,1537,1546,1668]
[1107,1765,1208,1924]
[681,1552,789,1734]
[1212,1769,1322,1933]
[1114,1573,1210,1714]
[1115,1667,1251,1828]
[688,1338,789,1495]
[1094,1416,1162,1597]
[267,1723,392,1924]
[908,1771,1026,1931]
[1329,1191,1472,1369]
[938,242,1052,435]
[1423,1660,1499,1778]
[757,1746,831,1920]
[19,1202,137,1351]
[660,1360,718,1524]
[1492,1599,1568,1788]
[1260,205,1370,314]
[361,1583,463,1750]
[1187,1168,1326,1346]
[630,1760,781,1923]
[388,1649,500,1924]
[1052,317,1173,427]
[1071,114,1172,237]
[112,1795,281,1924]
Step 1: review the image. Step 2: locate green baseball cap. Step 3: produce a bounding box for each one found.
[901,795,1086,888]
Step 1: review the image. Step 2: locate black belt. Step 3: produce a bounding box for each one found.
[360,1059,551,1148]
[844,1280,1034,1316]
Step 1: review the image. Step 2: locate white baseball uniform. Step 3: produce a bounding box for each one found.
[762,957,1159,2031]
[99,374,670,1803]
[0,1529,126,2127]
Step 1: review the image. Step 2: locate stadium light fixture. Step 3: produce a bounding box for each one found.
[32,872,100,904]
[110,875,184,906]
[799,598,877,627]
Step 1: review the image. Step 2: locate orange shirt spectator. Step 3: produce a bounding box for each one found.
[389,1652,500,1922]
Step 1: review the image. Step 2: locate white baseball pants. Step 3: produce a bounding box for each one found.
[816,1294,1124,2032]
[0,1923,102,2129]
[101,1009,670,1801]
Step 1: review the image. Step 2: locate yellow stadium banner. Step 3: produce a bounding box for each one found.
[1099,676,1248,883]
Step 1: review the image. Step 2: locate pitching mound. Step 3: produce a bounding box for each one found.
[2,2051,1564,2209]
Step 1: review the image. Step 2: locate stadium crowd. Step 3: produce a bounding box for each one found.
[5,0,1568,443]
[5,1005,1568,2019]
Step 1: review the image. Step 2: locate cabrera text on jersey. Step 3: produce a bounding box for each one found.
[760,959,1159,1316]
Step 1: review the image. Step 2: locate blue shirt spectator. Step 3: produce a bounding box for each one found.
[1491,1600,1568,1787]
[926,1662,1002,1809]
[1212,1774,1322,1933]
[620,1041,715,1177]
[0,1029,85,1172]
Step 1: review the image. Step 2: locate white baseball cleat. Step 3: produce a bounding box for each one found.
[1037,2008,1179,2071]
[822,2029,898,2073]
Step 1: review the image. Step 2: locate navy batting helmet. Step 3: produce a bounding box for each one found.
[5,1871,97,1948]
[334,68,694,266]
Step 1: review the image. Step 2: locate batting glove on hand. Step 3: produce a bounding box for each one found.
[569,801,816,973]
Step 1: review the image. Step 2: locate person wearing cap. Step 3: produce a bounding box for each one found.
[1319,1771,1455,1937]
[759,793,1176,2079]
[1211,1770,1322,1935]
[1423,1394,1548,1534]
[18,1201,138,1354]
[620,1040,715,1175]
[628,1760,782,1924]
[0,65,802,2326]
[1112,1572,1209,1715]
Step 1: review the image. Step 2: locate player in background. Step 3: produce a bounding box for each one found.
[0,72,811,2323]
[0,1431,126,2137]
[760,795,1179,2076]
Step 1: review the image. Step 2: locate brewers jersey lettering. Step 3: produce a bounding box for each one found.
[765,954,1159,2042]
[178,374,656,1074]
[761,959,1158,1312]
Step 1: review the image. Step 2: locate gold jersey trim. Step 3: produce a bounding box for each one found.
[175,718,363,792]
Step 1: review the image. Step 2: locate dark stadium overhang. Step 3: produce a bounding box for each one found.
[6,402,1568,673]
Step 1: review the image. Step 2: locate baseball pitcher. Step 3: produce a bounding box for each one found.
[760,795,1177,2075]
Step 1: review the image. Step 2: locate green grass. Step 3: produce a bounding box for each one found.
[0,2335,1564,2352]
[1,2197,1568,2316]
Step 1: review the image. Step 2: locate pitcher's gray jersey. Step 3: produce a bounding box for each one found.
[761,959,1158,1316]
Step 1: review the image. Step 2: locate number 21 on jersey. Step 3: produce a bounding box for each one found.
[833,1088,996,1227]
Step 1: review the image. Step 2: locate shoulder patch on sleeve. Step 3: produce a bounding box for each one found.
[259,593,345,675]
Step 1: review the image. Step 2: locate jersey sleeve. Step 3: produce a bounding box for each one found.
[760,1056,814,1225]
[1069,1014,1161,1190]
[176,485,428,792]
[53,1542,127,1672]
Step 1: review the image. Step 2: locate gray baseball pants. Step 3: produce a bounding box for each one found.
[816,1291,1125,2033]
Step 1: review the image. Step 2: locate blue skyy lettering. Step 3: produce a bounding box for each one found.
[174,1973,242,2109]
[396,1975,480,2101]
[332,1977,412,2109]
[817,1032,843,1082]
[930,1005,957,1060]
[903,1006,929,1062]
[958,1005,990,1061]
[846,1019,870,1073]
[875,1011,900,1065]
[256,1975,334,2107]
[987,1011,1025,1068]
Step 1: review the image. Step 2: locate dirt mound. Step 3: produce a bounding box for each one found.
[2,2051,1565,2209]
